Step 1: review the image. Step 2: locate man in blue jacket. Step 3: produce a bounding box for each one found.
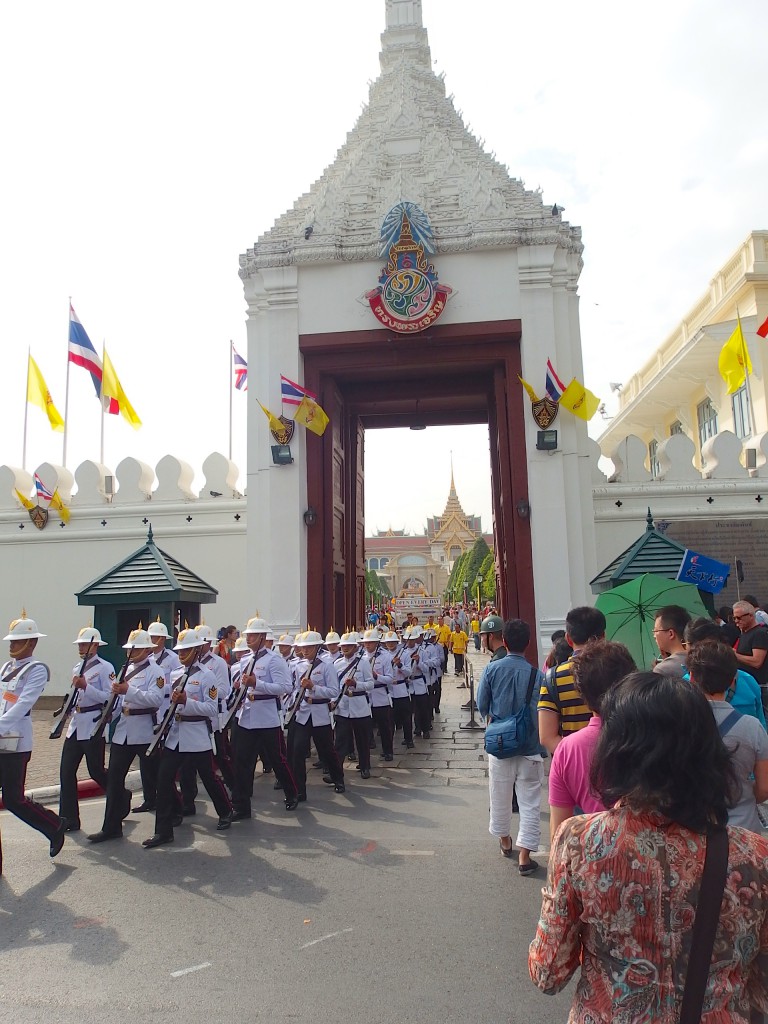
[476,618,544,875]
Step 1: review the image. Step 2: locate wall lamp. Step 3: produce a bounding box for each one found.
[271,444,294,466]
[303,506,318,527]
[516,499,531,519]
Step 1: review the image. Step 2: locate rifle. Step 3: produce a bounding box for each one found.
[145,661,195,758]
[91,643,135,741]
[329,650,367,712]
[49,641,96,740]
[283,651,322,727]
[220,639,264,730]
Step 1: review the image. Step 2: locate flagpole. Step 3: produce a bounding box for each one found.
[62,296,71,467]
[737,308,758,438]
[100,340,106,466]
[228,340,233,462]
[23,346,30,471]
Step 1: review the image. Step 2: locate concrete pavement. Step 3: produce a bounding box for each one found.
[1,649,574,1023]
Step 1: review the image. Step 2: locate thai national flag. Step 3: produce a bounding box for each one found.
[68,304,119,413]
[545,358,566,402]
[34,472,54,505]
[280,374,317,407]
[232,346,248,391]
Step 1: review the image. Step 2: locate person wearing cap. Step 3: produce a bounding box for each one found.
[229,635,252,688]
[179,623,234,813]
[435,616,451,672]
[323,630,342,663]
[143,627,233,848]
[390,631,415,748]
[405,627,432,739]
[58,626,115,833]
[422,628,443,717]
[133,620,180,815]
[230,617,298,818]
[277,634,297,665]
[365,629,395,762]
[331,632,374,779]
[480,615,507,662]
[87,628,166,843]
[287,631,345,798]
[0,615,66,863]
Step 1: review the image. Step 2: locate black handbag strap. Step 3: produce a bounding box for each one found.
[679,826,728,1024]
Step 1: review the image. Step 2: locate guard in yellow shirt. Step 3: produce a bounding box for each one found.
[470,615,481,651]
[435,617,451,673]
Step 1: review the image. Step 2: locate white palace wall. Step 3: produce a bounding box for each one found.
[0,454,247,695]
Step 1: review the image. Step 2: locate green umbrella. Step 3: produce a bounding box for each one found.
[595,574,708,670]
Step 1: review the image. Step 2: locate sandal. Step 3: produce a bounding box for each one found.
[499,838,514,858]
[518,859,539,876]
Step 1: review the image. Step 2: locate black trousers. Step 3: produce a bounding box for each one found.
[1,752,61,845]
[454,653,465,675]
[155,748,232,837]
[334,716,371,772]
[392,696,413,744]
[371,704,394,757]
[412,692,432,736]
[179,730,233,811]
[432,675,442,712]
[138,748,159,808]
[288,720,343,797]
[59,734,108,824]
[231,723,296,812]
[101,741,144,834]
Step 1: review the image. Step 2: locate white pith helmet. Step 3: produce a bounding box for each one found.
[243,617,270,635]
[195,624,214,642]
[383,630,398,643]
[408,626,423,639]
[174,627,205,651]
[4,615,46,641]
[122,628,155,649]
[340,631,360,646]
[325,630,341,645]
[148,621,171,638]
[73,626,107,646]
[296,630,323,647]
[266,631,276,642]
[278,634,295,647]
[233,636,250,655]
[362,628,381,643]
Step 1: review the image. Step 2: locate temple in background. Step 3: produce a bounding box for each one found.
[365,470,493,599]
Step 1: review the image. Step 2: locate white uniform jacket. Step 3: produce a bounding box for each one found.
[111,661,165,746]
[0,657,49,753]
[368,648,394,708]
[236,648,293,730]
[65,655,115,741]
[164,663,218,752]
[294,657,340,727]
[421,643,442,686]
[403,645,430,696]
[389,646,411,699]
[201,650,231,727]
[334,653,373,719]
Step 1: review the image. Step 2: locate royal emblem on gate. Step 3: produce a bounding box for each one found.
[366,203,452,334]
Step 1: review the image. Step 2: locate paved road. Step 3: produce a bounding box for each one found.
[1,651,575,1023]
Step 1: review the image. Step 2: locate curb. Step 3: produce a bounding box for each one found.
[0,770,143,811]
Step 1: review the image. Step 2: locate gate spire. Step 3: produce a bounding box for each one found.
[385,0,423,30]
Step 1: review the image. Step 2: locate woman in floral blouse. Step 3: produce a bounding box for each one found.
[529,672,768,1023]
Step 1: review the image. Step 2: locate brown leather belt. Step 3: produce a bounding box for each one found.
[373,683,388,689]
[123,707,155,717]
[77,704,103,713]
[247,694,279,702]
[308,698,329,705]
[348,690,369,697]
[175,713,210,722]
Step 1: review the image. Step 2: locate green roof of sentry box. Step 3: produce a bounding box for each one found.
[589,509,687,594]
[76,526,218,607]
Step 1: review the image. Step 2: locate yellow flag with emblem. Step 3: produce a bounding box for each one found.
[293,394,329,437]
[518,376,540,403]
[559,378,600,421]
[27,354,65,431]
[718,319,752,395]
[258,401,284,435]
[50,489,70,524]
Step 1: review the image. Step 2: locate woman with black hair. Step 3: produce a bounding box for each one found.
[529,673,768,1022]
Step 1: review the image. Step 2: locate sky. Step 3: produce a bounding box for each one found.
[2,0,767,535]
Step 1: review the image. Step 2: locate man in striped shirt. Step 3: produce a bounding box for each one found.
[537,607,606,755]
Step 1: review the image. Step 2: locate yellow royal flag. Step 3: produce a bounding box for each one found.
[718,320,752,395]
[102,349,142,428]
[518,376,540,403]
[559,378,601,421]
[15,488,33,510]
[27,355,64,431]
[293,394,329,436]
[50,489,71,525]
[258,401,284,435]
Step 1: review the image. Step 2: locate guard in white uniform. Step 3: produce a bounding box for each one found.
[58,626,115,832]
[143,627,233,848]
[231,617,298,818]
[365,628,395,761]
[0,615,65,867]
[287,631,345,798]
[405,626,431,738]
[88,628,165,842]
[322,630,342,664]
[134,619,180,814]
[331,632,374,778]
[389,631,414,748]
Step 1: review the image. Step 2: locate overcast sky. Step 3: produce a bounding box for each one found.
[2,0,766,534]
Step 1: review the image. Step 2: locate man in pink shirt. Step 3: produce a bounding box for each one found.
[548,641,636,841]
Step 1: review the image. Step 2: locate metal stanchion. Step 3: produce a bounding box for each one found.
[460,663,484,731]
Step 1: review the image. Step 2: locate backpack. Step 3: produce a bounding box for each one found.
[484,665,538,759]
